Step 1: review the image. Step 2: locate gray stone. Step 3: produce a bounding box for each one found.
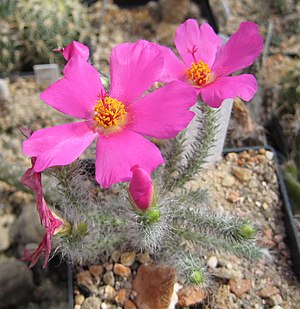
[222,175,235,187]
[136,252,151,264]
[103,270,115,286]
[104,285,116,301]
[270,294,283,306]
[212,267,243,280]
[0,79,10,101]
[0,213,15,251]
[11,205,44,245]
[206,255,218,268]
[0,258,34,306]
[82,296,101,309]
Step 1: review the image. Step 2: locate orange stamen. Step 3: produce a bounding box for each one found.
[186,60,211,87]
[93,96,127,130]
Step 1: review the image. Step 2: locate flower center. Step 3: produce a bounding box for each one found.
[186,60,211,87]
[93,95,127,129]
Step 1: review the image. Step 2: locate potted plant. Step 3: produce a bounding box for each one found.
[20,19,268,308]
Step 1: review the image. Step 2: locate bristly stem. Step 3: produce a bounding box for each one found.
[162,131,187,191]
[173,228,263,260]
[171,101,219,190]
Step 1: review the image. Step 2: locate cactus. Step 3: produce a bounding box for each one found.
[0,0,89,73]
[0,0,17,18]
[16,0,89,66]
[283,161,300,212]
[0,17,21,73]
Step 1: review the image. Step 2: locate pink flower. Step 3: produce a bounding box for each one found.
[23,40,197,188]
[21,129,63,268]
[129,165,154,211]
[157,19,264,108]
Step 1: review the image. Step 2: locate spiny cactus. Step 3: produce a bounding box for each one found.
[0,17,21,73]
[0,0,17,18]
[0,0,89,73]
[16,0,89,66]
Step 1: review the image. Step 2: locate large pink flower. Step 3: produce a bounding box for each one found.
[21,129,63,268]
[157,19,264,108]
[23,40,197,188]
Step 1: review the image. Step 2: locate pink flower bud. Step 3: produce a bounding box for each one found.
[61,41,90,61]
[129,165,154,211]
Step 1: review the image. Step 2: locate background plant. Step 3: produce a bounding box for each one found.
[0,0,89,73]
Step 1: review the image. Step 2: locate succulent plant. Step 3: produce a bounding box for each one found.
[0,0,89,73]
[16,0,89,66]
[0,0,17,18]
[0,17,21,74]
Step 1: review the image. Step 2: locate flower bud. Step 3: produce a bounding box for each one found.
[128,165,154,211]
[61,41,90,61]
[52,212,72,237]
[189,269,204,285]
[238,224,256,239]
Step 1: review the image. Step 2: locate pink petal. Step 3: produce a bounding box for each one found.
[22,122,97,172]
[156,45,186,82]
[199,74,258,108]
[174,19,222,67]
[21,156,63,268]
[40,55,104,119]
[62,41,90,61]
[129,165,154,211]
[21,235,51,268]
[109,40,163,104]
[212,22,264,76]
[129,81,196,138]
[95,130,164,188]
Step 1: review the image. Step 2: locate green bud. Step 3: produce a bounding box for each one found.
[55,220,72,236]
[144,208,160,223]
[239,224,256,239]
[190,269,204,285]
[71,222,88,240]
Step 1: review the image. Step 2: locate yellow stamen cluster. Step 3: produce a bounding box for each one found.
[186,60,211,87]
[94,96,127,129]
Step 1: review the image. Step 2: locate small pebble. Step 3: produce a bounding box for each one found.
[231,166,252,182]
[111,250,121,263]
[265,151,274,160]
[82,296,101,309]
[120,252,136,267]
[136,252,151,264]
[89,265,104,278]
[113,264,131,277]
[207,255,218,268]
[115,289,127,304]
[270,294,283,306]
[103,271,115,286]
[222,175,235,187]
[104,285,116,301]
[227,191,239,203]
[76,271,93,286]
[75,294,85,305]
